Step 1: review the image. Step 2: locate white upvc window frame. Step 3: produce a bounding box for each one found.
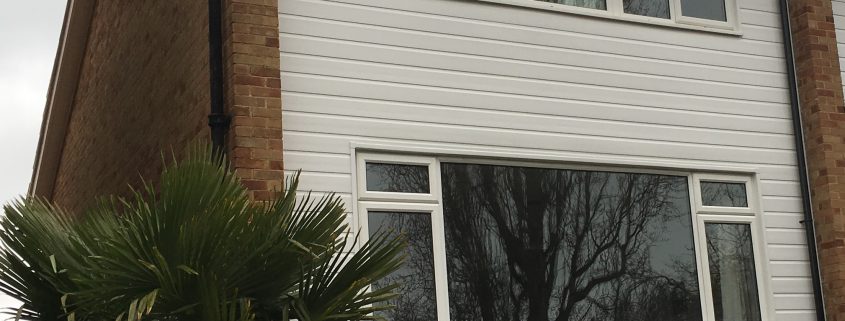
[673,0,738,30]
[694,215,771,321]
[358,201,452,321]
[354,152,772,321]
[356,153,440,203]
[693,173,757,215]
[479,0,741,34]
[691,173,771,321]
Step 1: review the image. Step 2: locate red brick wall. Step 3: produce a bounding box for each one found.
[223,0,284,201]
[52,0,212,213]
[789,0,845,319]
[50,0,284,211]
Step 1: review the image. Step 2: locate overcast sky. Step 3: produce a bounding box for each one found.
[0,2,67,206]
[0,1,66,309]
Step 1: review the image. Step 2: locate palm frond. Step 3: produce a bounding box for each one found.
[292,230,406,321]
[0,143,407,321]
[0,198,79,320]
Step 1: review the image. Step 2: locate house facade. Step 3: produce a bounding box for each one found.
[29,0,845,320]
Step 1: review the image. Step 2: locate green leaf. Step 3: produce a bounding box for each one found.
[0,143,406,320]
[176,265,200,276]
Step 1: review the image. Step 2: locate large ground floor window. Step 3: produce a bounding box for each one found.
[356,153,768,321]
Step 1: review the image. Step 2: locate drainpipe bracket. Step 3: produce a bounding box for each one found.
[208,113,231,128]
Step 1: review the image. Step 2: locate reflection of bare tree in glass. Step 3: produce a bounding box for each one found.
[537,0,607,10]
[599,261,702,321]
[369,212,437,321]
[705,224,761,321]
[367,163,430,193]
[700,182,748,207]
[623,0,669,18]
[440,164,701,321]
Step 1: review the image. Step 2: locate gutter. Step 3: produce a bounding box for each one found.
[778,1,827,320]
[207,0,230,155]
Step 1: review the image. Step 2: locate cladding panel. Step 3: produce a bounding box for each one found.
[279,0,815,317]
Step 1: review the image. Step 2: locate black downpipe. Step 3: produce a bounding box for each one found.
[778,1,826,320]
[208,0,230,156]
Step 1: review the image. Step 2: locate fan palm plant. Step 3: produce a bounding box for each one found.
[0,146,405,321]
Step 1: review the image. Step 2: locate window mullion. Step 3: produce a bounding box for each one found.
[689,175,717,321]
[431,206,451,321]
[696,216,718,321]
[606,0,623,16]
[430,159,451,321]
[669,0,680,22]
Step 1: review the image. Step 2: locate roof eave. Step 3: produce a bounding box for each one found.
[29,0,96,199]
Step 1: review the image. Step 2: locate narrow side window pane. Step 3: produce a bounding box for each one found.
[366,162,430,193]
[680,0,727,21]
[368,211,437,321]
[536,0,607,10]
[701,181,748,207]
[624,0,670,19]
[705,223,762,321]
[441,164,702,321]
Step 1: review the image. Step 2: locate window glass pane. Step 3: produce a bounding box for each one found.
[536,0,607,10]
[369,211,437,321]
[366,162,430,193]
[441,164,702,321]
[705,223,762,321]
[680,0,727,21]
[624,0,670,19]
[701,181,748,207]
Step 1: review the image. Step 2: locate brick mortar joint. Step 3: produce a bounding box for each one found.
[222,0,283,194]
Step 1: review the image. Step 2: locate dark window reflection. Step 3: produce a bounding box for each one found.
[441,164,702,321]
[680,0,727,21]
[701,182,748,207]
[369,212,438,321]
[624,0,670,19]
[705,223,762,321]
[366,163,430,193]
[536,0,607,10]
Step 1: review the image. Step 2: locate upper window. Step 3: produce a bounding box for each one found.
[693,174,755,214]
[357,153,439,202]
[488,0,739,32]
[548,0,607,10]
[700,181,748,207]
[366,162,431,193]
[679,0,726,21]
[624,0,670,19]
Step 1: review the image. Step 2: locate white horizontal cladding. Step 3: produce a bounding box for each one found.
[833,0,845,100]
[283,131,802,181]
[282,73,793,126]
[278,0,817,317]
[279,36,787,103]
[277,19,788,89]
[284,111,797,165]
[282,93,794,150]
[280,55,790,114]
[773,311,816,321]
